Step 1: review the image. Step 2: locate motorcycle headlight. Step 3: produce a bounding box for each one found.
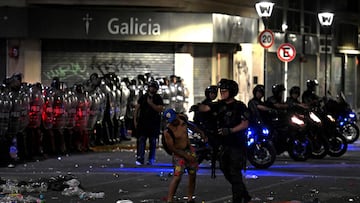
[349,112,356,119]
[247,138,255,146]
[327,114,336,122]
[246,128,253,136]
[291,115,305,126]
[309,112,321,123]
[262,128,269,136]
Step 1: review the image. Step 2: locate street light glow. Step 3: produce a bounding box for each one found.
[255,2,274,18]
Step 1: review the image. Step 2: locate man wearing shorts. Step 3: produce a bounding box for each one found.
[163,109,198,203]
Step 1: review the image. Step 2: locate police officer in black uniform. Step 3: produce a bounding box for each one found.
[248,84,273,125]
[200,78,251,203]
[302,79,320,108]
[286,86,308,112]
[191,85,219,178]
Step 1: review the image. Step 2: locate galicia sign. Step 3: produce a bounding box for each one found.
[107,17,161,35]
[277,43,296,62]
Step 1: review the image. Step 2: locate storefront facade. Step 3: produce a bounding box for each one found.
[3,5,358,111]
[3,7,260,107]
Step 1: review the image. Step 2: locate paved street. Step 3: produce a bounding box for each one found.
[1,138,360,203]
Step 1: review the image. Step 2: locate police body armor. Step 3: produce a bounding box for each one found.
[19,84,30,132]
[87,88,102,130]
[42,87,54,130]
[169,83,177,110]
[175,82,185,113]
[119,81,130,120]
[161,84,171,109]
[8,87,30,136]
[28,84,44,129]
[0,86,12,136]
[75,90,89,131]
[125,84,139,121]
[100,79,116,126]
[52,88,66,130]
[64,88,78,130]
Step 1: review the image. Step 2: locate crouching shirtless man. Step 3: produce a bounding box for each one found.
[163,109,198,203]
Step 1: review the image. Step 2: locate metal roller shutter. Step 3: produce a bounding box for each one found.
[41,40,175,86]
[193,44,212,104]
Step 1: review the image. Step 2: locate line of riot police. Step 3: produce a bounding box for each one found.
[0,72,189,167]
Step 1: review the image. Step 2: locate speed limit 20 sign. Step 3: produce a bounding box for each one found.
[258,29,274,49]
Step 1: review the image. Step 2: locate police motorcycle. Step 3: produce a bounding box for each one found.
[265,84,312,161]
[289,104,329,159]
[311,99,348,157]
[246,122,276,169]
[325,92,359,144]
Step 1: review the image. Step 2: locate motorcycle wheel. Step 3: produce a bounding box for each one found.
[327,135,348,157]
[310,132,329,159]
[288,137,312,161]
[341,123,359,144]
[247,142,276,169]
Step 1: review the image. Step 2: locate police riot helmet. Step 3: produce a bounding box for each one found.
[218,79,239,98]
[252,84,265,96]
[51,77,60,90]
[148,80,159,90]
[205,85,218,99]
[290,86,301,95]
[306,79,318,89]
[272,84,285,96]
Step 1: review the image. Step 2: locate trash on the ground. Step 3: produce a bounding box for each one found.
[310,188,319,194]
[118,188,129,194]
[0,175,105,202]
[116,199,133,203]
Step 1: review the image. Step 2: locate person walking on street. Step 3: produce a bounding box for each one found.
[198,78,252,203]
[163,109,198,203]
[134,81,164,165]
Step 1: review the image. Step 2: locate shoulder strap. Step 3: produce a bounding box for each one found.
[166,127,175,140]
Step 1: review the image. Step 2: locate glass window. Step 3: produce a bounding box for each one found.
[287,11,300,33]
[304,12,317,34]
[268,8,283,32]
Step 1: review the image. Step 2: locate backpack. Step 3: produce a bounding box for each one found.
[162,127,175,155]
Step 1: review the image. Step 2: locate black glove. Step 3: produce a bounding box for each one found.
[189,104,199,113]
[218,128,232,136]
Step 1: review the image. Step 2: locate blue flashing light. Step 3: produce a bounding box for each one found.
[262,128,269,135]
[349,112,356,118]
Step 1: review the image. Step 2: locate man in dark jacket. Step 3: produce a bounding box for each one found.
[134,81,164,165]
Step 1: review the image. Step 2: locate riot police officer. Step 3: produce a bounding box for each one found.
[302,79,320,108]
[248,84,273,125]
[266,83,288,110]
[199,78,252,203]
